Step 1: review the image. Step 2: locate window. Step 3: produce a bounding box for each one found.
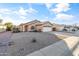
[31,26,35,30]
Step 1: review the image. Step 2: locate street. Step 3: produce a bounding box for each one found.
[0,32,12,55]
[49,31,79,37]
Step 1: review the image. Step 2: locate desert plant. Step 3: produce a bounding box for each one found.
[31,38,37,43]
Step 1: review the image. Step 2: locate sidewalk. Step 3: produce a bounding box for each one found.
[27,36,79,56]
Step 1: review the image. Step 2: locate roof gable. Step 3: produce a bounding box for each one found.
[43,21,53,27]
[26,20,42,25]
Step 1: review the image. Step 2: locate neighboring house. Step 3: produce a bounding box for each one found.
[63,25,79,32]
[19,20,64,32]
[0,24,6,32]
[52,24,64,31]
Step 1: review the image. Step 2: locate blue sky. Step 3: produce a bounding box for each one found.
[0,3,79,25]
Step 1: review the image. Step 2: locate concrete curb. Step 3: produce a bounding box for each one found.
[27,36,79,56]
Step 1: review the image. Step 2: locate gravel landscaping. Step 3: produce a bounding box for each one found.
[8,32,61,56]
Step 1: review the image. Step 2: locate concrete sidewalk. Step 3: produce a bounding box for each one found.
[27,36,79,56]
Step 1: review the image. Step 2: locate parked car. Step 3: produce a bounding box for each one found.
[29,29,38,32]
[63,28,68,31]
[72,29,76,31]
[12,27,20,33]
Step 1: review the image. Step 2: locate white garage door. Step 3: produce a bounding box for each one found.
[42,27,52,32]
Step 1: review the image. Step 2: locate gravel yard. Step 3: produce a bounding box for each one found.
[8,32,61,56]
[0,31,77,56]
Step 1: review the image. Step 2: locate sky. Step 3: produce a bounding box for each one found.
[0,3,79,25]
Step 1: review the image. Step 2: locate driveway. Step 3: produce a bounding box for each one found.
[49,31,79,37]
[8,32,61,56]
[0,31,12,56]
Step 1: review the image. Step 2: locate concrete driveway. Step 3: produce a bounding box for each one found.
[8,32,61,56]
[49,31,79,37]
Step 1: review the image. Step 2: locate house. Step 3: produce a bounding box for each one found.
[63,25,79,32]
[19,20,54,32]
[52,23,64,31]
[0,24,6,32]
[19,20,65,32]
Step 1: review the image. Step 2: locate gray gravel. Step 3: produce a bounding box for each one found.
[8,32,61,56]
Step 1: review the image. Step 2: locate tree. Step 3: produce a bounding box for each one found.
[0,19,2,23]
[4,22,13,31]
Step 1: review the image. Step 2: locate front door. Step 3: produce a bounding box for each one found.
[52,27,56,31]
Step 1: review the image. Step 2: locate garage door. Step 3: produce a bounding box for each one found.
[42,27,52,32]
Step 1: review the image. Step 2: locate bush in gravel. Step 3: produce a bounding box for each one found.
[8,41,15,46]
[31,38,37,43]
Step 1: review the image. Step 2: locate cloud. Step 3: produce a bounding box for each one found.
[0,14,3,18]
[45,16,49,19]
[55,13,74,20]
[19,7,27,16]
[51,3,70,13]
[2,16,14,23]
[0,15,18,25]
[0,7,38,25]
[2,16,27,25]
[14,7,38,16]
[14,7,27,16]
[0,8,12,14]
[26,7,38,14]
[20,16,26,19]
[45,3,53,9]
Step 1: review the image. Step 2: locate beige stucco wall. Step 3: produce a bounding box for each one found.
[19,25,25,32]
[36,25,43,31]
[52,25,64,31]
[19,22,64,32]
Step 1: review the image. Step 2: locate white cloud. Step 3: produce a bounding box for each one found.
[51,8,62,14]
[14,7,38,16]
[51,3,70,13]
[0,15,16,25]
[2,16,27,25]
[45,16,49,19]
[45,3,53,9]
[0,7,38,25]
[14,7,27,16]
[26,7,38,14]
[19,7,27,16]
[55,13,74,20]
[20,16,26,19]
[0,14,3,18]
[0,8,12,14]
[2,16,14,24]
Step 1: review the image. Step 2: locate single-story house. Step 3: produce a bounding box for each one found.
[19,20,64,32]
[63,25,79,32]
[52,24,64,31]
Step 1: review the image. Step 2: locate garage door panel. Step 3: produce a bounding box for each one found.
[42,27,52,32]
